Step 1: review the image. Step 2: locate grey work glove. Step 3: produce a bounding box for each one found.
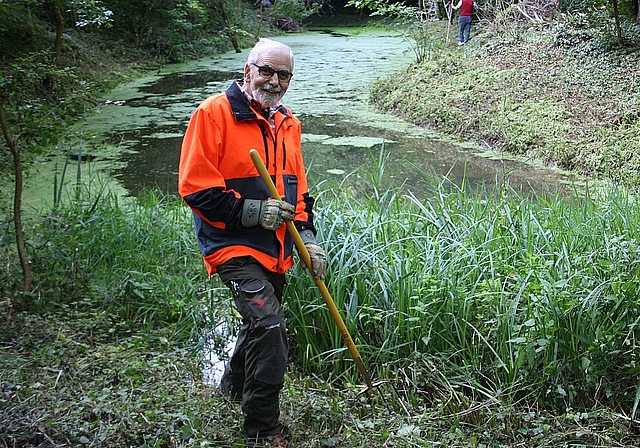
[242,198,295,230]
[299,229,327,279]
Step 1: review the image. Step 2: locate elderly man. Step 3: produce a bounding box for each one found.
[178,38,327,447]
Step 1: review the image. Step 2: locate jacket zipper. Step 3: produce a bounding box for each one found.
[259,124,270,169]
[260,117,288,173]
[275,118,287,171]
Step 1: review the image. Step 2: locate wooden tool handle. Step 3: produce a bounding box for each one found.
[249,149,373,388]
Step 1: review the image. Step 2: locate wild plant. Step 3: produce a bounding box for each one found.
[31,174,207,340]
[286,169,640,415]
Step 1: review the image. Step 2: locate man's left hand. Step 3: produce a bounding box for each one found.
[299,229,327,279]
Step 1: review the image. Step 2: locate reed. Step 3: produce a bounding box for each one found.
[32,186,208,341]
[286,173,640,413]
[28,152,640,415]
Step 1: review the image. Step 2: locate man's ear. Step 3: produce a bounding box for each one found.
[244,64,251,82]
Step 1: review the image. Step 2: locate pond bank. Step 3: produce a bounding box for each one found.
[3,164,640,447]
[372,19,640,189]
[6,25,589,218]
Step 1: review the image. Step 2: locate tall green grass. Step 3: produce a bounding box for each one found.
[28,181,209,341]
[13,152,640,417]
[286,173,640,415]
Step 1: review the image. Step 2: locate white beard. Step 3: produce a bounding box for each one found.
[252,86,283,107]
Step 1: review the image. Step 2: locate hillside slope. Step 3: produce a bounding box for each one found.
[371,16,640,187]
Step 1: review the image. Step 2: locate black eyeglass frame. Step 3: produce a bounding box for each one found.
[251,63,293,82]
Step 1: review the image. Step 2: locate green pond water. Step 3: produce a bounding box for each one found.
[20,26,579,213]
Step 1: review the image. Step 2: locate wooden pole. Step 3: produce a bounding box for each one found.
[446,0,452,43]
[249,149,374,389]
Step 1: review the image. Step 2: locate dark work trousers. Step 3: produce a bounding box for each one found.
[217,256,288,440]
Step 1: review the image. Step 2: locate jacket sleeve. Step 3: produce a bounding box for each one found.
[178,104,245,229]
[295,192,317,235]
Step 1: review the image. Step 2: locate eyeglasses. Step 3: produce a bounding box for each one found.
[251,63,293,82]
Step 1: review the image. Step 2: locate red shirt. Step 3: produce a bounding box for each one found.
[460,0,474,16]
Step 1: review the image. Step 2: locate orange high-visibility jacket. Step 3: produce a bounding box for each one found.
[178,81,317,276]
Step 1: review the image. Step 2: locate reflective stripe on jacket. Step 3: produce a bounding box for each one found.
[178,81,316,275]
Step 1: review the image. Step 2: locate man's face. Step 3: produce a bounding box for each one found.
[243,48,293,108]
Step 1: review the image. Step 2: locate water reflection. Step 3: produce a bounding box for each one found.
[202,322,236,386]
[138,70,243,96]
[77,27,579,201]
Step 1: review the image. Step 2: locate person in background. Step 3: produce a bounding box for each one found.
[428,0,438,20]
[178,38,327,448]
[452,0,478,45]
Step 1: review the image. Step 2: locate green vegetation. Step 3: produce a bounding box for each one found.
[3,164,640,445]
[371,16,640,187]
[294,169,640,407]
[3,0,640,446]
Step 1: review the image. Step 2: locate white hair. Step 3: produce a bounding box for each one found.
[247,38,294,71]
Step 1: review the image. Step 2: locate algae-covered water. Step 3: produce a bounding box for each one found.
[20,26,578,213]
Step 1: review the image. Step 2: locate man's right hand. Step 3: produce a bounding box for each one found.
[242,198,295,230]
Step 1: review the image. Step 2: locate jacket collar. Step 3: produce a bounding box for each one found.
[226,80,289,122]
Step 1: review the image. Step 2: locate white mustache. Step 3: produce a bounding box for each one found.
[262,86,282,94]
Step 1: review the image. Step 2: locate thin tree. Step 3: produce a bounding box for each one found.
[0,102,32,292]
[610,0,623,42]
[50,0,66,65]
[209,0,242,52]
[1,1,113,295]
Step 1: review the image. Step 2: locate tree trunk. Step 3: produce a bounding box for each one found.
[217,0,241,53]
[446,1,453,42]
[611,0,622,42]
[256,0,264,39]
[0,101,33,292]
[53,0,65,66]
